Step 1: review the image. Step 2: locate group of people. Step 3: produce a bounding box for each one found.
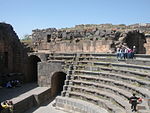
[116,45,136,59]
[0,100,13,113]
[6,80,20,88]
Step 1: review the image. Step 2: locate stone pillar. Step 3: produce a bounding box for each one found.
[144,35,150,54]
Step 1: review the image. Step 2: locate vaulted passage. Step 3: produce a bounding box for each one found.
[125,31,146,54]
[51,72,66,97]
[28,55,41,82]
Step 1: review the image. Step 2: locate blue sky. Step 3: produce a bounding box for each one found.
[0,0,150,38]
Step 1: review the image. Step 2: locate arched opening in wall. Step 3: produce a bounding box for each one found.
[125,31,146,54]
[28,55,41,83]
[47,34,51,42]
[51,72,66,97]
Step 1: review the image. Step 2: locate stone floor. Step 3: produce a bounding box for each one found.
[25,99,67,113]
[0,83,67,113]
[0,83,38,102]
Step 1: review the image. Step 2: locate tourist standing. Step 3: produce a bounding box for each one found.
[129,93,140,112]
[127,48,133,59]
[116,46,120,59]
[124,47,128,59]
[132,46,136,59]
[120,47,124,59]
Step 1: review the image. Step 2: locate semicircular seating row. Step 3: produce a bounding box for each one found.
[48,53,150,113]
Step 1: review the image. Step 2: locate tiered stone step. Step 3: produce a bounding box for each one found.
[72,74,150,98]
[77,61,150,74]
[69,80,132,100]
[46,53,150,66]
[74,70,150,90]
[48,56,74,61]
[64,84,131,110]
[76,64,150,81]
[78,56,150,66]
[47,53,150,65]
[52,53,150,113]
[61,91,126,113]
[56,96,109,113]
[71,74,150,112]
[48,53,75,61]
[64,74,133,113]
[70,79,150,112]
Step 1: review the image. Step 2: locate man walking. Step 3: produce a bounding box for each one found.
[129,93,140,112]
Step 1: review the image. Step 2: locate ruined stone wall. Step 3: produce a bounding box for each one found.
[38,62,64,87]
[31,25,147,54]
[48,40,113,53]
[144,35,150,54]
[0,23,28,84]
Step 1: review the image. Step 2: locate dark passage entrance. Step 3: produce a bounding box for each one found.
[0,52,8,71]
[125,31,146,54]
[51,72,66,97]
[28,55,41,82]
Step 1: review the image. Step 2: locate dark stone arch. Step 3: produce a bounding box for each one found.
[28,55,41,82]
[51,72,66,97]
[125,31,146,54]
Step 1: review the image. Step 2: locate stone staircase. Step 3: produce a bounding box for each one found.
[53,53,150,113]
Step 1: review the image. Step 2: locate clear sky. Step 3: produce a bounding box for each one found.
[0,0,150,38]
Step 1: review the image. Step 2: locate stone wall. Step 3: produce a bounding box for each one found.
[31,25,147,54]
[0,23,28,85]
[38,62,64,87]
[48,40,113,53]
[144,34,150,54]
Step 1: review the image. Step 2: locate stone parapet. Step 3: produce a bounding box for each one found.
[2,87,51,113]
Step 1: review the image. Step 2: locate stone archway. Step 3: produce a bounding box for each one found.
[28,55,41,82]
[125,31,146,54]
[51,72,66,97]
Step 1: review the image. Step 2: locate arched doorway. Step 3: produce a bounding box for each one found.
[125,31,146,54]
[51,72,66,97]
[28,55,41,82]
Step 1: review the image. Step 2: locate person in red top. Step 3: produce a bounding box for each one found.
[127,48,133,59]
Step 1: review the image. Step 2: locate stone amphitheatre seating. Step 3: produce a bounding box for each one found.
[50,53,150,113]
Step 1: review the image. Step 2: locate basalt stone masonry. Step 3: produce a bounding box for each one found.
[145,34,150,54]
[0,23,28,85]
[31,24,150,54]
